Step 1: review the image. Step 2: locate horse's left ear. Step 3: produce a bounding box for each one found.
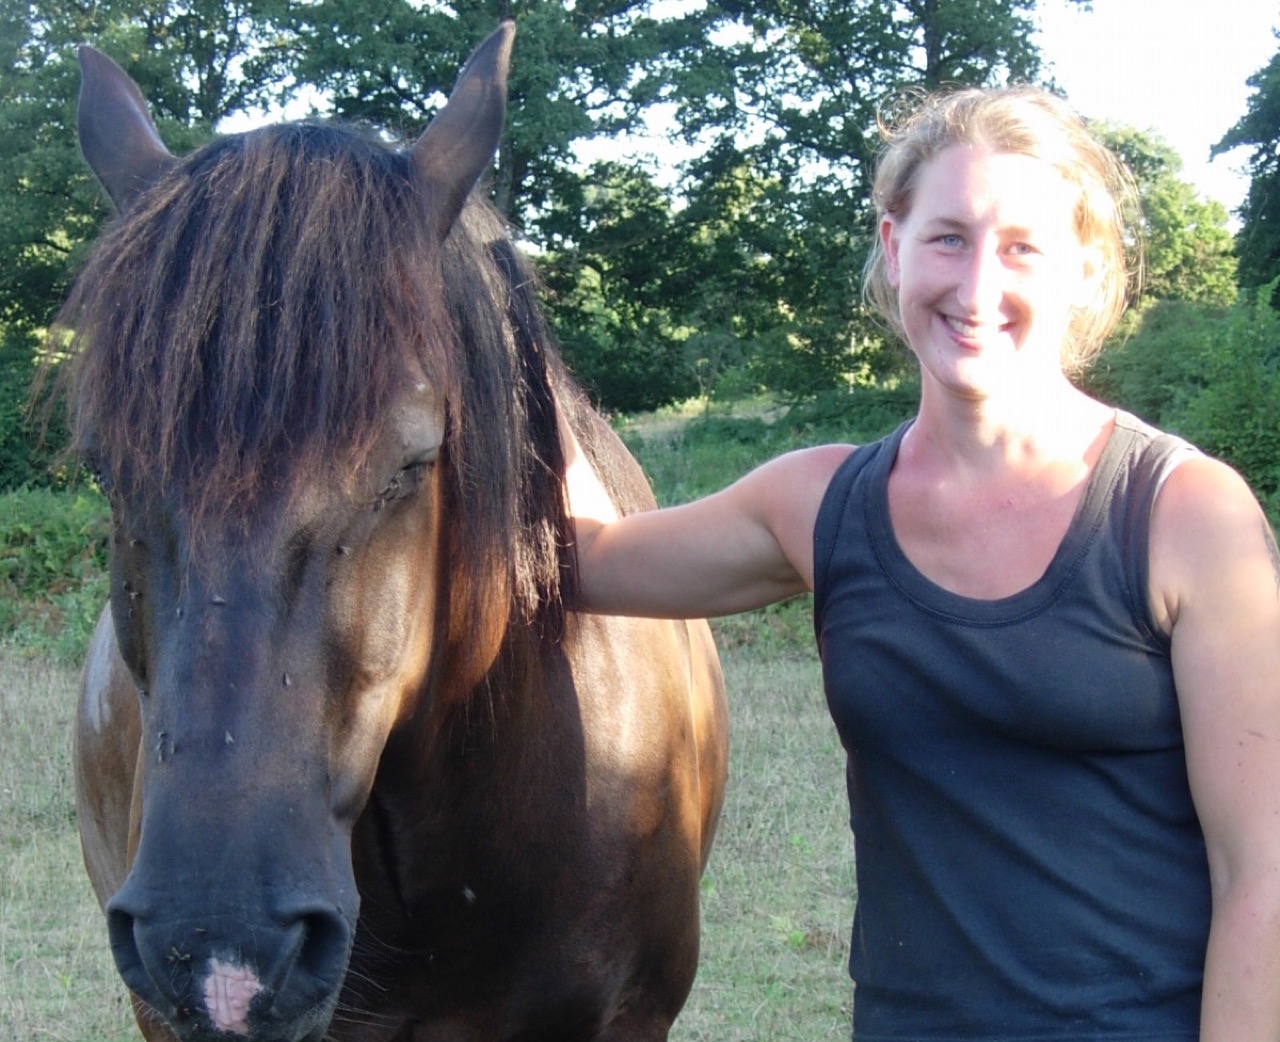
[413,20,515,242]
[77,46,176,212]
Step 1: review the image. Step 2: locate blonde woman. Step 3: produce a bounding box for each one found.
[564,86,1280,1041]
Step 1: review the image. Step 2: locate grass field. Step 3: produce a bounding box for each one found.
[0,646,854,1042]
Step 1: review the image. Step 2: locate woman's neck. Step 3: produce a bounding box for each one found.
[906,372,1114,479]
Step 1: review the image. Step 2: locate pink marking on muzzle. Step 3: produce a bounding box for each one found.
[203,959,263,1035]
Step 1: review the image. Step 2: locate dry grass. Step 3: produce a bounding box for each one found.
[0,647,853,1041]
[0,653,135,1041]
[674,652,855,1041]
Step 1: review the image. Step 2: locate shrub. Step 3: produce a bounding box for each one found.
[0,325,69,491]
[1,487,109,662]
[1175,291,1280,517]
[1090,288,1280,525]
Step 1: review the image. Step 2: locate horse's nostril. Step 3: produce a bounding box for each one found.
[105,901,186,1019]
[267,906,353,1018]
[105,887,353,1040]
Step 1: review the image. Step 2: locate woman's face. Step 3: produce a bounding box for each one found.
[880,144,1100,402]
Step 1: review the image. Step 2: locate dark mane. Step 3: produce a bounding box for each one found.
[55,120,572,634]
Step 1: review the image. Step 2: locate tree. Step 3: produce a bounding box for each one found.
[0,0,292,334]
[1213,34,1280,296]
[0,0,294,487]
[539,161,698,412]
[275,0,715,227]
[1087,291,1280,522]
[1098,125,1236,307]
[655,0,1084,399]
[540,152,793,411]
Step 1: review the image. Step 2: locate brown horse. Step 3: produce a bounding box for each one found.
[62,23,727,1042]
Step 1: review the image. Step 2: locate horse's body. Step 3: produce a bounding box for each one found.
[64,25,727,1042]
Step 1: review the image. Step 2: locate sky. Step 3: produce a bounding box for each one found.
[1033,0,1278,217]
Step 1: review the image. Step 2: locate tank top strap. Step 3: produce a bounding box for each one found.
[812,420,912,633]
[1110,410,1200,643]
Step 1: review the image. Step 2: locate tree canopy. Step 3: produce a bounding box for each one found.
[0,0,1260,489]
[1214,32,1280,296]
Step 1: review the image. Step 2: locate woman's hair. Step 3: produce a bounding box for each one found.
[862,85,1141,373]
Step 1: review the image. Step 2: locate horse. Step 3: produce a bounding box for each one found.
[60,23,728,1042]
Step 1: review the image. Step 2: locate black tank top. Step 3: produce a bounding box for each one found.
[813,411,1210,1041]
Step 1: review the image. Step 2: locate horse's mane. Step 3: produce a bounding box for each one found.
[55,121,573,635]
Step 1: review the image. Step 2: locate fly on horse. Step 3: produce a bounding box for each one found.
[61,23,728,1042]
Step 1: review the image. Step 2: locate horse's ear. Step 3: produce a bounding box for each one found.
[412,21,515,242]
[77,45,176,212]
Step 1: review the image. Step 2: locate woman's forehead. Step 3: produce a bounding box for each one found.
[910,145,1081,232]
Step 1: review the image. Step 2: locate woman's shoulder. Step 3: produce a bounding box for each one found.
[1148,448,1273,635]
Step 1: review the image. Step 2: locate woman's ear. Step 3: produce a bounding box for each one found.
[880,216,902,289]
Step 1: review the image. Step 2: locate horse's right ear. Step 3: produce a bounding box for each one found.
[412,21,515,243]
[77,46,176,212]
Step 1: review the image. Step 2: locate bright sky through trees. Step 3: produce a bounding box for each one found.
[1035,0,1277,218]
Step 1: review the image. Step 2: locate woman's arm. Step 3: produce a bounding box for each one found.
[562,418,853,619]
[1151,457,1280,1041]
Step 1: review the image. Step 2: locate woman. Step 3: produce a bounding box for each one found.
[564,86,1280,1040]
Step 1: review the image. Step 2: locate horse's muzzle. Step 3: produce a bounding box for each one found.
[106,883,353,1042]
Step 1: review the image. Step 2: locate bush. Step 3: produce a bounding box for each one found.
[1,487,109,662]
[0,325,68,491]
[1089,288,1280,524]
[1174,292,1280,515]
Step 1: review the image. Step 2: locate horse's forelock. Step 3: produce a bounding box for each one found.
[57,120,572,634]
[60,122,454,528]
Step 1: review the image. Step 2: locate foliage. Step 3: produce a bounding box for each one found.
[0,486,109,661]
[1174,291,1280,515]
[0,324,68,490]
[1213,34,1280,296]
[656,0,1082,399]
[0,0,289,336]
[275,0,714,225]
[1097,125,1236,307]
[541,162,700,412]
[1088,288,1280,521]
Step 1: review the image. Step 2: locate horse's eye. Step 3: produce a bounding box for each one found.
[373,463,427,510]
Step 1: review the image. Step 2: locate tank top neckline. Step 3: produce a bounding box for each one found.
[865,410,1137,626]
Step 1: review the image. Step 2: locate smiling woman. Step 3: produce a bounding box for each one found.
[563,81,1280,1042]
[877,145,1102,403]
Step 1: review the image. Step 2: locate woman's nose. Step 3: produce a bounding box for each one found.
[955,244,1007,317]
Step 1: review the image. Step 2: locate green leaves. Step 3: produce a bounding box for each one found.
[1214,38,1280,293]
[1090,289,1280,522]
[1097,124,1237,308]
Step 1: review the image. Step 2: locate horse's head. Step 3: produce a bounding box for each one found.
[65,24,527,1041]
